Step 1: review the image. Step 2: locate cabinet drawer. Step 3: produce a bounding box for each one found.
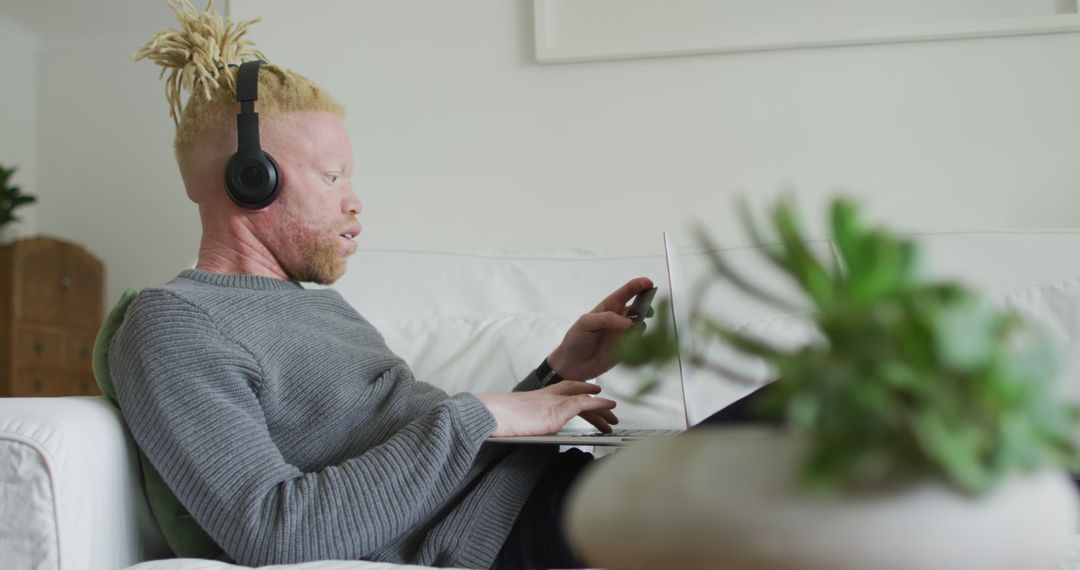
[13,328,64,367]
[11,368,99,397]
[64,334,95,369]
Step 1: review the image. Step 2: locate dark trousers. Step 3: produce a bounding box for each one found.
[490,386,772,570]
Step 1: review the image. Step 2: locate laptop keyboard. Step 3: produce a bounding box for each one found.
[582,428,682,437]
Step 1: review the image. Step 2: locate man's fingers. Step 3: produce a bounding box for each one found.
[581,311,635,333]
[595,277,654,312]
[573,395,616,414]
[580,411,612,433]
[595,409,619,425]
[547,380,602,395]
[580,409,619,431]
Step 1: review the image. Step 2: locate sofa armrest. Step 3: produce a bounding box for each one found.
[0,396,169,569]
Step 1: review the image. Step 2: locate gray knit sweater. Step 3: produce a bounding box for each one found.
[109,269,556,568]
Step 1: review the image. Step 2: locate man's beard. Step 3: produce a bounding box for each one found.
[291,231,347,285]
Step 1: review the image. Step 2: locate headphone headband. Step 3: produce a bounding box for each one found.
[235,60,264,103]
[224,60,281,210]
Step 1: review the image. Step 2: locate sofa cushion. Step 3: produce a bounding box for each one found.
[915,231,1080,299]
[328,243,838,424]
[0,397,171,569]
[370,312,696,429]
[999,276,1080,409]
[327,243,833,326]
[0,438,59,568]
[93,288,138,405]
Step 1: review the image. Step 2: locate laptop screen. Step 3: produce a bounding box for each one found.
[663,231,693,430]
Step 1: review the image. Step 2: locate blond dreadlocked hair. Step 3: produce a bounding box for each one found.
[134,0,344,164]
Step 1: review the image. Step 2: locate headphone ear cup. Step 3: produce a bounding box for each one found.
[225,151,280,210]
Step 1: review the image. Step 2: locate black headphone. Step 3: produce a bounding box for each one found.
[225,60,281,210]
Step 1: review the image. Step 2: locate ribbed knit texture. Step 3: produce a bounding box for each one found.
[110,269,556,568]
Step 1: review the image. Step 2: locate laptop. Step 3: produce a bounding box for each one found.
[488,232,692,446]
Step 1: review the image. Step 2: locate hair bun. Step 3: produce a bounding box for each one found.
[133,0,268,125]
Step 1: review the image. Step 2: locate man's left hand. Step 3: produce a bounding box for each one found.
[547,276,655,382]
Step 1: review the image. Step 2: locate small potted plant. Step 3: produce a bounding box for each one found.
[0,163,37,245]
[567,197,1080,570]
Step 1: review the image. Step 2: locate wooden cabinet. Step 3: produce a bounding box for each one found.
[0,236,104,397]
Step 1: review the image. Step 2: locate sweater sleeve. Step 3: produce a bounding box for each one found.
[110,289,497,566]
[512,370,544,392]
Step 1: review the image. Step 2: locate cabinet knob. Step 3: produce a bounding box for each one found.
[79,348,89,359]
[33,342,44,354]
[32,379,44,392]
[60,277,72,288]
[80,382,89,393]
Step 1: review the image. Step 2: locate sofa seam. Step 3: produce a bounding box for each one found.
[0,432,64,570]
[353,241,834,261]
[350,231,1080,261]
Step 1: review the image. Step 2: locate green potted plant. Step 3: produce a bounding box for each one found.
[0,163,36,245]
[566,197,1080,570]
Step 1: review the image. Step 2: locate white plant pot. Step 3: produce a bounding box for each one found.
[567,427,1079,570]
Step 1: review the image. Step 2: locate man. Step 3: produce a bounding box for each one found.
[117,2,655,568]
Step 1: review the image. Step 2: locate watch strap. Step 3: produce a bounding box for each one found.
[536,357,564,387]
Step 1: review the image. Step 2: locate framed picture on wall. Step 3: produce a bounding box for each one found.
[535,0,1080,64]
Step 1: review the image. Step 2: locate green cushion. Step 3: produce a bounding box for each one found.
[92,289,232,562]
[92,288,137,405]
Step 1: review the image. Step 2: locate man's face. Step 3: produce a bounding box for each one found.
[256,111,362,284]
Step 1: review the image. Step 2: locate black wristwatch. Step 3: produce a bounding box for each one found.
[536,357,564,387]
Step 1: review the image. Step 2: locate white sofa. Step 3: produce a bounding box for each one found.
[5,230,1080,570]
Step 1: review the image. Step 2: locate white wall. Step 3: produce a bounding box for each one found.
[35,38,198,307]
[233,0,1080,247]
[15,0,1080,306]
[0,13,39,240]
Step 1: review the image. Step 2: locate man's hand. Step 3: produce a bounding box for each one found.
[547,277,655,382]
[477,381,618,437]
